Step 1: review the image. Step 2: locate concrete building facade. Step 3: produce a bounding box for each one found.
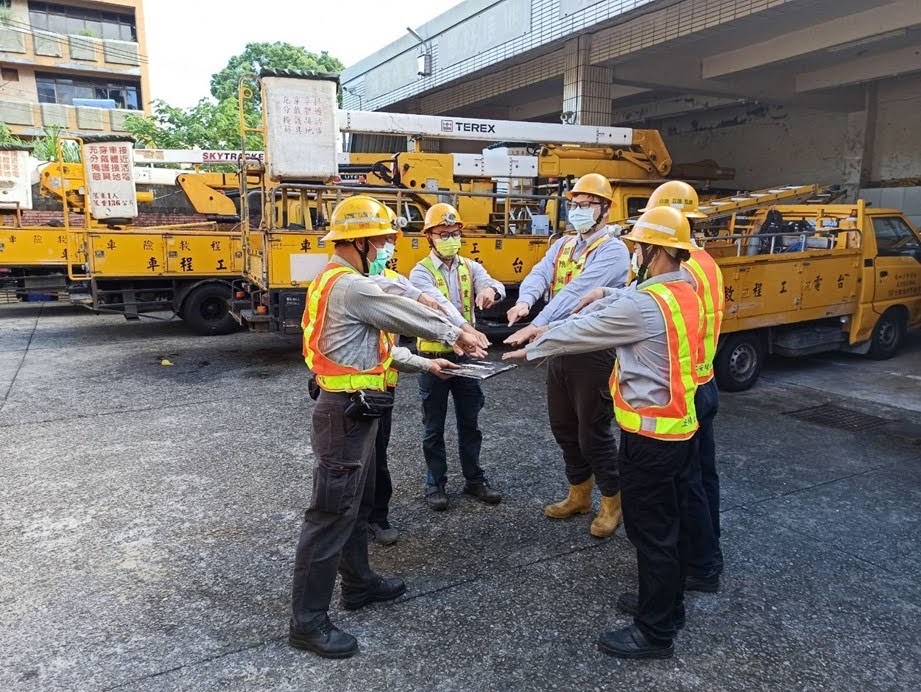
[342,0,921,212]
[0,0,148,137]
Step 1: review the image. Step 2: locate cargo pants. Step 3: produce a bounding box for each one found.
[291,390,380,629]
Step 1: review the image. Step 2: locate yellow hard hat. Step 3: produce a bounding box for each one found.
[621,206,697,252]
[323,195,398,242]
[639,180,706,218]
[423,202,464,232]
[564,173,614,203]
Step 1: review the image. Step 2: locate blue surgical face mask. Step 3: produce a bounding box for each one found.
[367,240,395,276]
[568,206,598,233]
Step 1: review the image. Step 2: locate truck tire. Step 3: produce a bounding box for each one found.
[714,331,765,392]
[181,283,237,336]
[867,308,905,360]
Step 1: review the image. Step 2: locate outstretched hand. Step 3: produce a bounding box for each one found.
[475,288,497,310]
[503,323,547,347]
[418,293,450,316]
[506,302,530,326]
[502,348,527,361]
[453,330,488,359]
[428,358,460,380]
[572,287,606,314]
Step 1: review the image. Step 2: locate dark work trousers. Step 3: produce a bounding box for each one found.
[619,431,693,644]
[291,390,379,629]
[686,378,723,576]
[546,350,620,495]
[369,387,395,526]
[419,355,486,487]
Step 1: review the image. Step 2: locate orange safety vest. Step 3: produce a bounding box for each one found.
[382,267,401,388]
[611,280,703,441]
[550,233,611,296]
[416,255,473,354]
[301,263,393,392]
[683,251,724,384]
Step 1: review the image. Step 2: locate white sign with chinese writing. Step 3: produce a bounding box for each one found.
[84,141,138,219]
[0,149,33,210]
[263,76,338,181]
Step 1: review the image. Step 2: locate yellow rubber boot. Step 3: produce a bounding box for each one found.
[544,477,594,518]
[590,493,623,538]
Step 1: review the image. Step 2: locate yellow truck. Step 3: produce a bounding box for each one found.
[0,138,246,335]
[702,201,921,390]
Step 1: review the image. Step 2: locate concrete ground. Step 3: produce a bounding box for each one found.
[1,303,919,692]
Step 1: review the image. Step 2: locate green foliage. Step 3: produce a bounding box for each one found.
[31,125,80,162]
[0,124,79,162]
[123,42,342,151]
[0,122,24,147]
[124,97,253,150]
[209,42,343,103]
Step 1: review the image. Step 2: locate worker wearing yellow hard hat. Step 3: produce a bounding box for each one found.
[643,180,726,594]
[639,180,707,218]
[504,205,705,659]
[290,194,488,660]
[410,202,505,510]
[505,172,629,539]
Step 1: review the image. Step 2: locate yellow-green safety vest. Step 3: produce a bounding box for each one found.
[416,256,473,354]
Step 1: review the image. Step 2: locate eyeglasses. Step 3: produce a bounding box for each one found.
[567,201,599,211]
[434,230,462,240]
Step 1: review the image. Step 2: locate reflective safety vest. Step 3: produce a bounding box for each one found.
[301,263,393,392]
[683,251,724,384]
[416,256,473,354]
[550,233,611,296]
[611,280,703,441]
[382,268,401,388]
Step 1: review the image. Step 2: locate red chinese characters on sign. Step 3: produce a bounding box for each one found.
[0,151,22,178]
[84,142,138,218]
[281,95,325,137]
[86,144,133,183]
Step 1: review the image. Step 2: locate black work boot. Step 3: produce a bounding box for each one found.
[288,617,358,659]
[685,570,720,593]
[616,592,685,630]
[463,480,502,505]
[425,483,449,511]
[597,624,674,659]
[341,576,406,611]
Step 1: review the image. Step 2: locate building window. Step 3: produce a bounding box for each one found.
[1,67,20,82]
[35,73,140,109]
[28,2,137,42]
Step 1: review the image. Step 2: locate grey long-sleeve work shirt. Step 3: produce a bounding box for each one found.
[517,225,630,327]
[318,255,462,374]
[409,251,506,328]
[525,271,694,410]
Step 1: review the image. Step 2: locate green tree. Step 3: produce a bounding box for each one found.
[123,42,343,151]
[210,42,343,103]
[124,97,248,150]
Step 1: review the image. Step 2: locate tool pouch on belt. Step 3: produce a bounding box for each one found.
[344,389,394,420]
[307,376,321,401]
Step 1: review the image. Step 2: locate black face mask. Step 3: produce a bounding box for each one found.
[635,244,658,284]
[353,238,371,275]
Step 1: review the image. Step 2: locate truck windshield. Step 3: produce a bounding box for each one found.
[872,216,920,255]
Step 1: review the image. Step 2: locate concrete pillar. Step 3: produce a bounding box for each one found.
[842,85,877,202]
[562,36,613,126]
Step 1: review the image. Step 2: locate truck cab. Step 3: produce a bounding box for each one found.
[705,201,921,391]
